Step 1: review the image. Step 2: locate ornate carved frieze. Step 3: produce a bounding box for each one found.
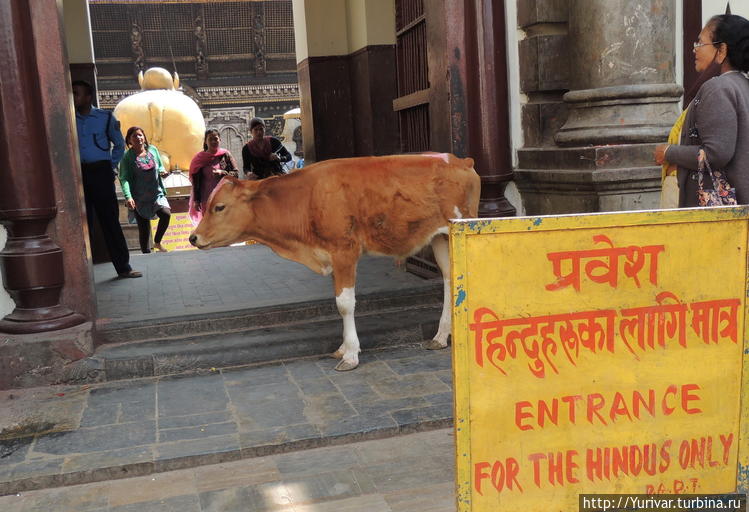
[197,84,298,105]
[98,83,300,109]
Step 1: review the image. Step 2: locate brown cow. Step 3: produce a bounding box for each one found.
[189,153,480,370]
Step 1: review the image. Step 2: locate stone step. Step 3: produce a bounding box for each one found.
[94,303,442,381]
[0,344,453,497]
[96,285,442,345]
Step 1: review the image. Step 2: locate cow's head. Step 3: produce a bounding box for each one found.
[189,177,253,249]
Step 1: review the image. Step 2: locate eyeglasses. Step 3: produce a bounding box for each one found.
[693,40,722,49]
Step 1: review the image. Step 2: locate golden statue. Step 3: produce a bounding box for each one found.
[113,67,205,172]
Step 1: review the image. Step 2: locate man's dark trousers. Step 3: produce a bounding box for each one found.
[81,160,132,275]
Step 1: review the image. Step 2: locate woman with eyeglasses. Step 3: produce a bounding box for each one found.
[654,14,749,207]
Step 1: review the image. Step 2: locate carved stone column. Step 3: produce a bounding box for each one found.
[0,0,85,333]
[555,0,681,146]
[515,0,682,214]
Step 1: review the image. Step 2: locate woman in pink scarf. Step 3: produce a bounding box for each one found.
[189,129,239,225]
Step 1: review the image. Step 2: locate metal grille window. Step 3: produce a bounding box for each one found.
[203,3,254,29]
[140,5,193,31]
[209,28,254,56]
[90,5,129,31]
[265,28,295,54]
[265,1,293,27]
[92,31,131,60]
[89,1,297,79]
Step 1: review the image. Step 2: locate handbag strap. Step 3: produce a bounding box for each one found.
[697,148,721,192]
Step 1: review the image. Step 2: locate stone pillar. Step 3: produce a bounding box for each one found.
[0,0,88,334]
[515,0,682,214]
[556,0,682,145]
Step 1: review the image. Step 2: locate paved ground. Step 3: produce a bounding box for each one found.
[93,244,435,323]
[0,245,454,509]
[0,344,453,498]
[0,428,455,512]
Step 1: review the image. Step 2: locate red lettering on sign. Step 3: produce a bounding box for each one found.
[720,433,734,465]
[474,459,523,495]
[681,384,702,414]
[545,235,664,291]
[662,385,678,415]
[514,385,702,431]
[515,401,533,431]
[587,393,608,425]
[529,451,580,487]
[632,389,656,419]
[470,295,739,378]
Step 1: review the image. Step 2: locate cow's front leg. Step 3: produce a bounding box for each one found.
[424,234,450,350]
[331,258,360,371]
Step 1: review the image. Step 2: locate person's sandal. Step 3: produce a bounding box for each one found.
[154,243,168,252]
[118,270,143,279]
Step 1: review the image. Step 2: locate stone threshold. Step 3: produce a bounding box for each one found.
[1,418,451,497]
[0,343,454,496]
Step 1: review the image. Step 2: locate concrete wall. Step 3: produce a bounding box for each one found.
[702,0,749,23]
[346,0,396,53]
[293,0,349,61]
[61,0,94,64]
[293,0,395,61]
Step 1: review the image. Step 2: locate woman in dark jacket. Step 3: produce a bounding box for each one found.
[655,14,749,206]
[242,117,292,179]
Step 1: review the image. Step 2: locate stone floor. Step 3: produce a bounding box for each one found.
[93,244,434,323]
[0,428,456,512]
[0,344,453,497]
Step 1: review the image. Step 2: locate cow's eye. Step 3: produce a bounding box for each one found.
[215,204,226,212]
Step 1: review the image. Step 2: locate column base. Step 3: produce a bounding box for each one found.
[0,308,86,334]
[478,176,517,218]
[0,321,95,390]
[555,84,682,146]
[514,144,661,215]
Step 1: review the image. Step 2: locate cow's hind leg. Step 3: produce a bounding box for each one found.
[331,256,360,371]
[424,234,450,350]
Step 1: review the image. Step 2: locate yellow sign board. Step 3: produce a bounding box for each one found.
[150,212,196,252]
[151,212,256,251]
[450,207,749,511]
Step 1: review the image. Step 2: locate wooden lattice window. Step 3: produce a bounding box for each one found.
[393,0,430,153]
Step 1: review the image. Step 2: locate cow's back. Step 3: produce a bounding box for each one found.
[297,155,480,257]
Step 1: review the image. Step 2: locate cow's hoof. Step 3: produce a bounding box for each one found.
[330,349,343,359]
[423,339,447,350]
[335,360,358,371]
